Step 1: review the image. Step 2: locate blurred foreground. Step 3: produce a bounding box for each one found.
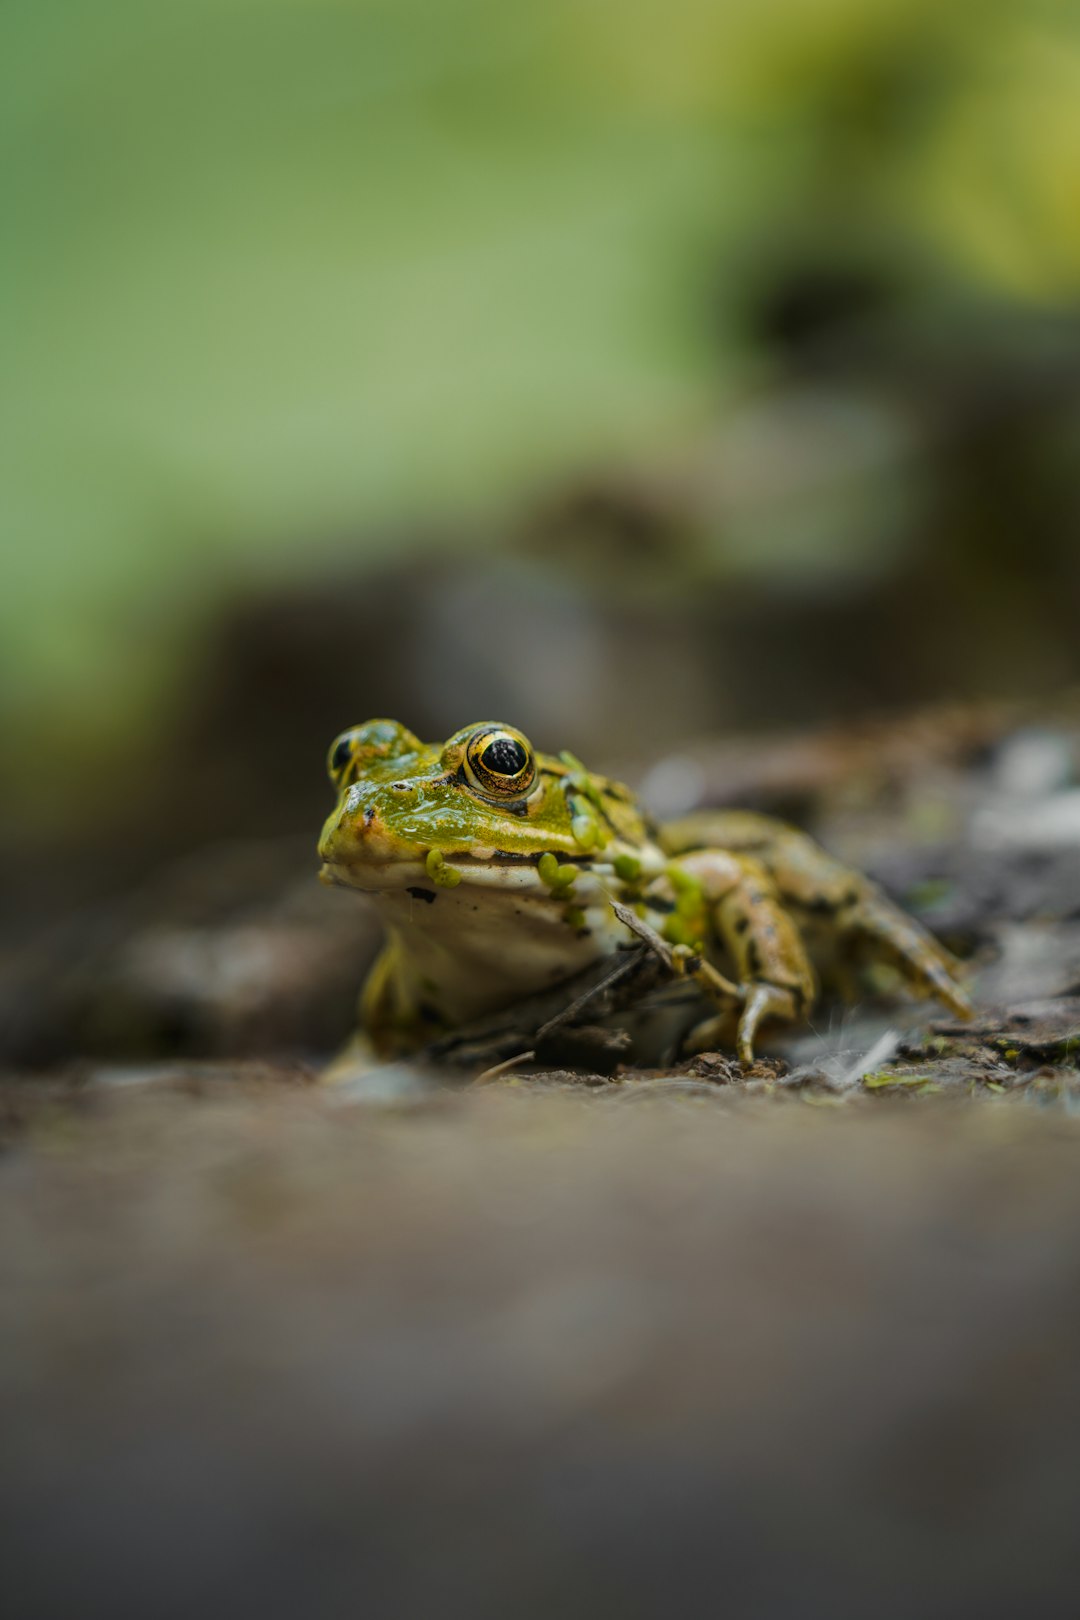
[6,1077,1080,1619]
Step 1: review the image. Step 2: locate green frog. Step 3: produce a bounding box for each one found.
[318,719,972,1067]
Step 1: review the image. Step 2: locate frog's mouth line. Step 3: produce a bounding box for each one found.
[319,851,596,894]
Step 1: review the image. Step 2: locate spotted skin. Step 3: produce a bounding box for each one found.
[319,723,974,1069]
[661,810,973,1060]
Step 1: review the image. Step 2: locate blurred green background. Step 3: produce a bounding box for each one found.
[4,0,1080,862]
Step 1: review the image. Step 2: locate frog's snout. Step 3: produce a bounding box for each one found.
[319,802,362,859]
[318,798,396,867]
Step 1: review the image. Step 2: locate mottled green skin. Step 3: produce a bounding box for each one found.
[318,719,973,1065]
[319,720,649,867]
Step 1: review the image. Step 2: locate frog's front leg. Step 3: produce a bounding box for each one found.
[357,938,448,1059]
[319,944,406,1082]
[323,939,444,1082]
[673,850,817,1067]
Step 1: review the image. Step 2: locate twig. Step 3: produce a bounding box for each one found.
[609,899,679,968]
[534,945,650,1042]
[472,1050,536,1087]
[609,898,743,1003]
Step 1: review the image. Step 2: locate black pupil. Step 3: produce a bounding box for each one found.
[481,736,528,777]
[332,738,352,773]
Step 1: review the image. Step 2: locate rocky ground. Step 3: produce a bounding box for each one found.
[4,707,1080,1618]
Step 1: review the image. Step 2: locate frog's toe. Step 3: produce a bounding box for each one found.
[848,887,974,1021]
[685,1007,739,1058]
[687,981,802,1069]
[736,982,803,1068]
[320,1031,383,1084]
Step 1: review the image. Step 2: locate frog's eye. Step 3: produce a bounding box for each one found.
[464,725,536,800]
[327,719,421,789]
[328,731,359,788]
[329,734,353,777]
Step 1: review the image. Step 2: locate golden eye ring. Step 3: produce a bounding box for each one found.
[464,725,536,800]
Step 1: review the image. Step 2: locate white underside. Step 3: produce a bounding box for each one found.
[388,868,628,1017]
[324,857,636,1025]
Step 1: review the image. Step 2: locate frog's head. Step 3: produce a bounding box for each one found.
[318,718,645,892]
